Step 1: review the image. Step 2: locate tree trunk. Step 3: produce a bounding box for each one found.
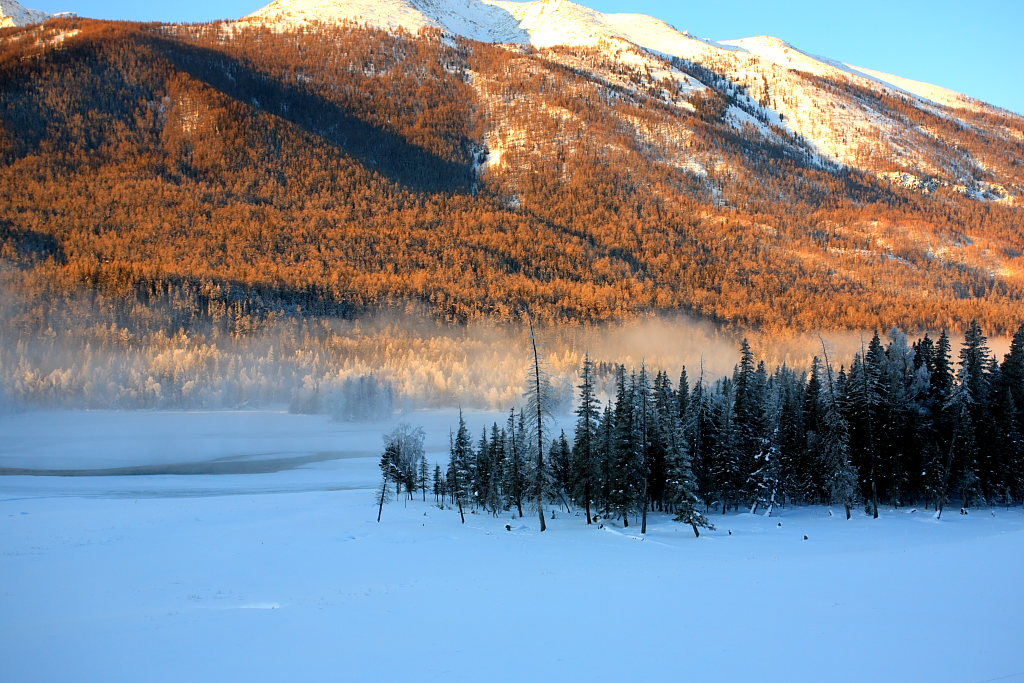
[455,489,465,524]
[641,487,648,534]
[377,472,388,523]
[530,322,547,533]
[584,484,592,525]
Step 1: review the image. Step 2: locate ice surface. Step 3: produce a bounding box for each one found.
[1,409,1022,682]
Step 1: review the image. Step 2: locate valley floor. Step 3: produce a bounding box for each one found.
[1,410,1022,682]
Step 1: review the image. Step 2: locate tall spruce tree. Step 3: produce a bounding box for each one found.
[572,353,601,523]
[819,342,858,519]
[610,366,640,526]
[503,408,528,518]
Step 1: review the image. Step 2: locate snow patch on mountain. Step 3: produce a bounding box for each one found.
[242,0,983,116]
[244,0,437,32]
[843,62,984,112]
[0,0,50,27]
[720,35,983,114]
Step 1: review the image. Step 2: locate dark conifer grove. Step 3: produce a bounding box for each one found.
[392,322,1024,531]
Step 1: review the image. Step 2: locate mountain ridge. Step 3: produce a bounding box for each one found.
[242,0,990,116]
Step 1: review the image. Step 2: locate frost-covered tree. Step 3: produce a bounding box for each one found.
[523,321,555,532]
[379,423,425,504]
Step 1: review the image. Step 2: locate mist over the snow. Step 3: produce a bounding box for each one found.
[2,281,1008,416]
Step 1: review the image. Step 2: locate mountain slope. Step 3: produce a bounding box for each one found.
[243,0,1022,199]
[1,15,1023,335]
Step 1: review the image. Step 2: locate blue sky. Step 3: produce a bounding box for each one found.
[29,0,1024,114]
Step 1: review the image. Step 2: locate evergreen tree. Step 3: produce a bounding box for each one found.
[550,431,574,513]
[732,340,769,510]
[418,455,429,502]
[801,358,827,503]
[657,371,712,536]
[572,353,601,523]
[686,368,716,511]
[635,365,655,533]
[432,463,444,504]
[474,427,491,510]
[597,403,616,516]
[484,423,506,514]
[1001,323,1024,429]
[449,415,473,522]
[377,439,401,522]
[676,366,690,424]
[710,379,741,514]
[611,366,641,526]
[774,365,806,507]
[819,350,858,519]
[956,321,992,505]
[503,408,528,518]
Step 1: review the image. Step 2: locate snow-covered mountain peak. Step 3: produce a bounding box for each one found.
[243,0,437,32]
[241,0,998,125]
[0,0,50,27]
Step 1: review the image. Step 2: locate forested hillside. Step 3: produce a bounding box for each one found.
[1,17,1023,340]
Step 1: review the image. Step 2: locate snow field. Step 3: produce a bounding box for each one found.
[1,409,1022,682]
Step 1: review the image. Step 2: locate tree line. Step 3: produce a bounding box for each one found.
[381,321,1024,533]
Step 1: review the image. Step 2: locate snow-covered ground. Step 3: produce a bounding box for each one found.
[2,410,1022,682]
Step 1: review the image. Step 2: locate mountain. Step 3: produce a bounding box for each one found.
[0,7,1023,336]
[243,0,1019,200]
[0,0,49,27]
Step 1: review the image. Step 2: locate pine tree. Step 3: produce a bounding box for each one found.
[432,463,444,504]
[474,427,491,510]
[801,358,826,503]
[686,367,716,511]
[649,370,675,513]
[635,365,655,533]
[773,365,806,507]
[819,342,858,519]
[656,369,712,536]
[377,439,401,522]
[550,431,573,513]
[1001,323,1024,429]
[956,321,992,506]
[597,403,616,516]
[676,366,690,423]
[611,366,641,526]
[503,408,528,518]
[733,340,768,510]
[484,423,506,514]
[572,353,601,523]
[418,455,429,502]
[449,415,474,523]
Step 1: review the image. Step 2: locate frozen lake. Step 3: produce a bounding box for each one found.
[1,409,1023,682]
